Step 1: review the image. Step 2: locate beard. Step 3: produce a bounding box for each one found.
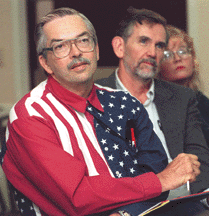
[124,58,158,80]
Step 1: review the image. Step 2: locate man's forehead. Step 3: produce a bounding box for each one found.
[133,22,166,42]
[43,15,88,41]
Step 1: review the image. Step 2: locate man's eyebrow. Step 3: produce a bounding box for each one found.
[156,41,166,47]
[138,36,166,46]
[139,36,150,40]
[49,31,90,46]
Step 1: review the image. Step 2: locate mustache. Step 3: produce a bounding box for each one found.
[137,58,157,68]
[67,57,91,70]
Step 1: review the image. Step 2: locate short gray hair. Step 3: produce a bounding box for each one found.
[35,7,98,58]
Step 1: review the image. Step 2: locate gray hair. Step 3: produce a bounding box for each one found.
[35,7,98,58]
[117,7,169,45]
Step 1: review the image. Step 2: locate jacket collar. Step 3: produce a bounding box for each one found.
[46,76,103,113]
[154,79,174,102]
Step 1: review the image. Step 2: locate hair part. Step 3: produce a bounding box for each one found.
[116,7,169,44]
[35,7,98,59]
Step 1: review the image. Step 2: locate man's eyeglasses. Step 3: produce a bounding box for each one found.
[40,34,95,59]
[163,48,192,62]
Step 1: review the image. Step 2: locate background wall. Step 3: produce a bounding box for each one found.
[0,0,29,111]
[188,0,209,95]
[0,0,209,108]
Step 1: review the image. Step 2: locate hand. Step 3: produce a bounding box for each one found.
[156,153,200,192]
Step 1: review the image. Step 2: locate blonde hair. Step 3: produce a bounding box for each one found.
[158,25,201,91]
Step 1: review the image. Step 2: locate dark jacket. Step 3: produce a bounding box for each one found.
[196,91,209,148]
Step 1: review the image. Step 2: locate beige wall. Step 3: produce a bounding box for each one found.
[0,0,29,110]
[187,0,209,97]
[0,1,15,104]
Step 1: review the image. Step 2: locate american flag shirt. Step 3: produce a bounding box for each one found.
[2,76,167,216]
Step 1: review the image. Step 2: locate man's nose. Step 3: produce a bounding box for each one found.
[69,43,82,58]
[147,45,156,58]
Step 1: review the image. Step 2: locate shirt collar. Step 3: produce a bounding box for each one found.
[47,76,104,113]
[115,68,155,102]
[115,68,127,91]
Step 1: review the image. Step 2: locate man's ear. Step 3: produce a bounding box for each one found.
[39,55,53,75]
[95,44,99,61]
[112,36,125,59]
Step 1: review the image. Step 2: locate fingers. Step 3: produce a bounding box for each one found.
[192,159,200,167]
[175,153,198,162]
[188,162,201,183]
[179,153,201,180]
[185,154,200,179]
[175,153,200,173]
[157,153,201,192]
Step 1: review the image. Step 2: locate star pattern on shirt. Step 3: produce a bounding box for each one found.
[131,109,136,114]
[121,104,126,109]
[130,167,135,174]
[133,159,138,164]
[115,171,122,178]
[122,96,127,101]
[110,95,116,98]
[117,126,122,131]
[108,155,114,161]
[123,150,129,156]
[118,114,124,120]
[108,103,114,108]
[10,184,36,216]
[109,118,114,123]
[86,89,147,179]
[101,139,107,144]
[113,144,119,150]
[99,90,104,95]
[119,161,124,167]
[87,107,93,111]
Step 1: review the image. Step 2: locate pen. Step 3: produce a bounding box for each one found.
[187,181,190,192]
[131,128,136,147]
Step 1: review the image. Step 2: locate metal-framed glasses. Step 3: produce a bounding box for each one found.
[40,34,95,58]
[163,47,192,61]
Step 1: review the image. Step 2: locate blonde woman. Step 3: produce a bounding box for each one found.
[159,25,209,147]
